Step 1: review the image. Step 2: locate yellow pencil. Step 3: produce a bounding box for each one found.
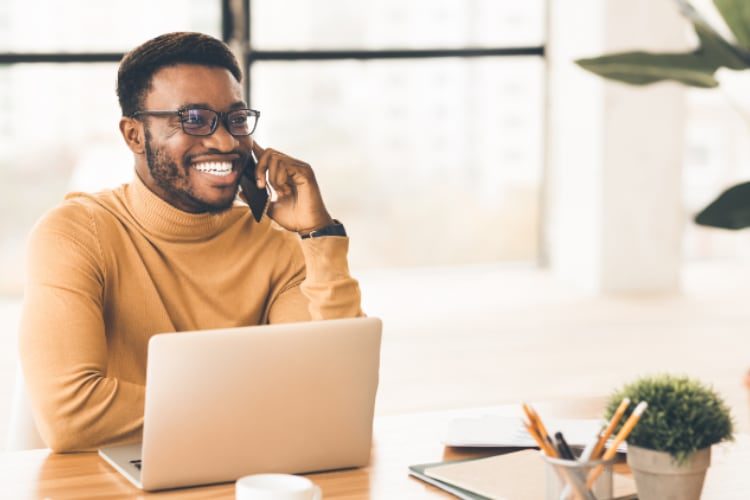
[590,397,631,459]
[522,417,558,457]
[521,403,536,426]
[587,401,648,488]
[521,403,542,437]
[522,402,555,452]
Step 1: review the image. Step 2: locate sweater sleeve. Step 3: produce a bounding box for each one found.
[267,236,363,323]
[18,203,144,452]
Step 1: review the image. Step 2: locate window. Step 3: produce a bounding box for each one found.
[0,0,220,52]
[252,0,544,49]
[247,0,546,268]
[0,1,546,293]
[252,57,544,268]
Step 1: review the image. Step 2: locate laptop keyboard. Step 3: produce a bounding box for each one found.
[129,459,142,470]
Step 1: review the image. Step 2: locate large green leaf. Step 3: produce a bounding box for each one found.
[693,20,750,69]
[694,181,750,229]
[677,0,750,68]
[714,0,750,51]
[575,52,719,87]
[576,0,750,88]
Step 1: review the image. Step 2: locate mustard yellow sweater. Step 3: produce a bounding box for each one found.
[19,175,362,452]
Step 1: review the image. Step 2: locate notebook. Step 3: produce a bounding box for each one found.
[410,450,638,500]
[444,415,627,452]
[409,459,491,500]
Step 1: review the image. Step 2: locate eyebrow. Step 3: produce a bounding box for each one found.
[178,101,248,111]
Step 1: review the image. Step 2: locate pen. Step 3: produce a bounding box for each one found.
[554,432,576,460]
[587,401,648,488]
[590,397,631,460]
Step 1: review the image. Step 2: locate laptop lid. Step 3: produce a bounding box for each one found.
[139,317,382,491]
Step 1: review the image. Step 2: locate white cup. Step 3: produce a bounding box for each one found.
[236,473,322,500]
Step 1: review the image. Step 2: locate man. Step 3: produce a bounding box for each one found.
[19,32,362,452]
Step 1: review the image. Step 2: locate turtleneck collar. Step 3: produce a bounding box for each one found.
[125,173,242,242]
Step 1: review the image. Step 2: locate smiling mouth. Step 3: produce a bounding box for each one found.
[193,161,234,177]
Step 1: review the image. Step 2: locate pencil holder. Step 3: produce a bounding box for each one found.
[542,454,614,500]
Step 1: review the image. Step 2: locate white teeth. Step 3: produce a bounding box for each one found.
[193,161,233,177]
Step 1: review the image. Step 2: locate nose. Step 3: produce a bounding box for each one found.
[202,118,239,152]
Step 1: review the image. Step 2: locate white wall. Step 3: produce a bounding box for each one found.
[546,0,689,293]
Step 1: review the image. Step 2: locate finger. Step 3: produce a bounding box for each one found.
[266,167,279,203]
[279,160,311,195]
[251,140,265,158]
[253,147,272,189]
[286,160,315,186]
[268,154,290,197]
[254,157,268,190]
[264,154,281,200]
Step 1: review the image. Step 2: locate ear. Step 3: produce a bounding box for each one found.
[119,116,146,155]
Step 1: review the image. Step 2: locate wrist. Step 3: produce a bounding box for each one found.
[299,218,334,234]
[299,219,346,239]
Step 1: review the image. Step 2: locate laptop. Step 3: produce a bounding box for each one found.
[99,317,382,491]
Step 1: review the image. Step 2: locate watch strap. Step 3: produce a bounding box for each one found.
[299,219,347,239]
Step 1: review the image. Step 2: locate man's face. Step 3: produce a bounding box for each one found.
[138,64,253,213]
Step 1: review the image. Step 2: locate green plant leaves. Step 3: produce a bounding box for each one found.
[605,374,734,464]
[575,52,719,88]
[574,0,750,88]
[694,181,750,229]
[693,19,750,70]
[572,0,750,231]
[715,0,750,50]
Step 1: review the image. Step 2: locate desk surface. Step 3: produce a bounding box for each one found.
[2,399,750,499]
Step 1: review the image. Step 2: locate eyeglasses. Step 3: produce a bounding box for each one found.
[132,107,260,137]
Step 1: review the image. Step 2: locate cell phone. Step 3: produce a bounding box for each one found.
[241,152,270,222]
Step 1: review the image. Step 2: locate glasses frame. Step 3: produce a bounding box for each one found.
[132,107,260,137]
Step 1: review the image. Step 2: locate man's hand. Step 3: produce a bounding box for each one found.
[244,141,334,233]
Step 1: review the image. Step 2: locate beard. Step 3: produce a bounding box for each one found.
[144,127,242,214]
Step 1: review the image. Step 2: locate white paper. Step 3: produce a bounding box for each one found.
[443,415,627,452]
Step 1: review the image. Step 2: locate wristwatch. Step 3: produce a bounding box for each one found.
[299,219,347,239]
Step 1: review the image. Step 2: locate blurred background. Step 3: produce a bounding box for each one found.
[2,0,750,446]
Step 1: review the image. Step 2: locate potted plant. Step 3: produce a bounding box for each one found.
[604,374,733,500]
[575,0,750,229]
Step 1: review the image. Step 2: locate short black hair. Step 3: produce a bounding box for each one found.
[117,32,242,117]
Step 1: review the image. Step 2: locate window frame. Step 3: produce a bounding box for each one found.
[0,1,545,103]
[0,0,548,265]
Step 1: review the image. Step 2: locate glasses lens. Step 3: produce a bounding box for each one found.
[227,109,257,136]
[181,109,216,135]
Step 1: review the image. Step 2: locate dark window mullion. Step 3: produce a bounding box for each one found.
[221,0,232,43]
[249,47,544,62]
[0,53,124,63]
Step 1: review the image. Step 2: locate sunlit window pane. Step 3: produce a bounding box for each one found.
[0,64,130,294]
[0,0,220,52]
[252,0,544,50]
[251,57,544,269]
